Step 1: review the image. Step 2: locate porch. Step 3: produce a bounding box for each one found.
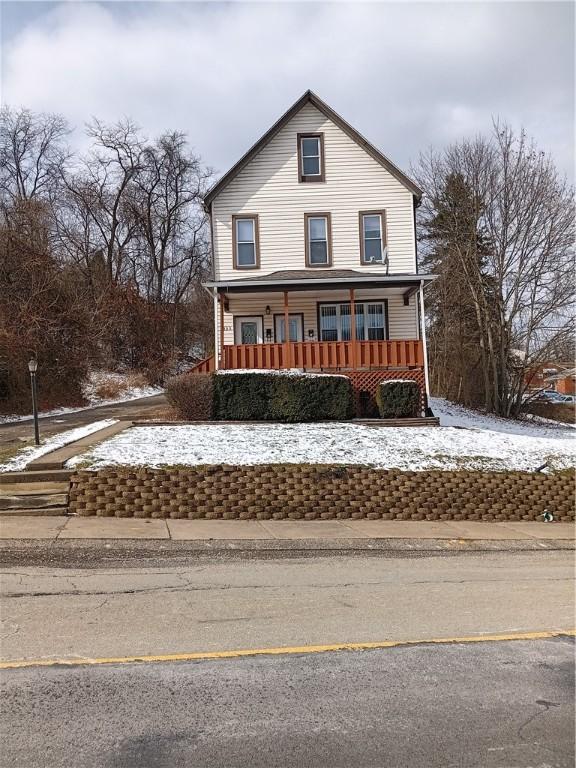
[220,339,424,371]
[199,269,432,380]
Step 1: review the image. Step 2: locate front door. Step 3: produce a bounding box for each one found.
[235,316,263,344]
[274,314,304,342]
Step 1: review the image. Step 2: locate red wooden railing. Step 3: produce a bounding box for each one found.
[221,340,423,371]
[189,355,216,374]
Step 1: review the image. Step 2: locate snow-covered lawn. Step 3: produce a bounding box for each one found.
[430,397,574,438]
[0,420,117,473]
[68,402,575,473]
[0,371,162,425]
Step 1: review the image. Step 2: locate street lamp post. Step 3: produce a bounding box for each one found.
[28,358,40,446]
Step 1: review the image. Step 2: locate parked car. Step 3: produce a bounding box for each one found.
[558,394,575,404]
[531,390,566,403]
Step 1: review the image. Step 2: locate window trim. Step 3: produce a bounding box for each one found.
[316,299,389,342]
[232,214,260,270]
[304,212,332,268]
[297,133,325,183]
[359,210,387,265]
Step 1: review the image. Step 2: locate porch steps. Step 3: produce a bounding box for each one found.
[353,417,440,428]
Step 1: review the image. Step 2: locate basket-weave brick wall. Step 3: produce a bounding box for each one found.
[69,465,575,522]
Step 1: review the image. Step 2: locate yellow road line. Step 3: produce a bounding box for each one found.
[1,629,574,670]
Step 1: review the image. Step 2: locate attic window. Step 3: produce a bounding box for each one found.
[298,133,325,182]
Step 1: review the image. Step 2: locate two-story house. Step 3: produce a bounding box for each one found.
[197,90,434,411]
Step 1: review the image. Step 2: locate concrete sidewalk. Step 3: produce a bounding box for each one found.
[0,516,574,542]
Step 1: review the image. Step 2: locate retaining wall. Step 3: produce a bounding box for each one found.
[69,465,575,522]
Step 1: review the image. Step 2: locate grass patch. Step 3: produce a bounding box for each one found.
[0,442,33,466]
[67,457,98,470]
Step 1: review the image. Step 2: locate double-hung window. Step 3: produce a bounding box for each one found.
[305,213,331,267]
[319,301,387,341]
[298,133,325,182]
[359,210,387,264]
[233,215,259,268]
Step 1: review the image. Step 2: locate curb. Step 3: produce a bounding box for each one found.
[1,537,573,554]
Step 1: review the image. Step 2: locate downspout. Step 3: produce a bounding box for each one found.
[419,279,431,412]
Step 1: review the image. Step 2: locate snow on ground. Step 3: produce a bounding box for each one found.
[68,415,575,473]
[430,397,574,438]
[0,420,117,473]
[216,369,348,378]
[0,372,162,425]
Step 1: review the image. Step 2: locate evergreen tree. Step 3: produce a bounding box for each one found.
[421,173,496,407]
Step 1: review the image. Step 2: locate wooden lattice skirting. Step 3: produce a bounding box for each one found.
[345,369,426,415]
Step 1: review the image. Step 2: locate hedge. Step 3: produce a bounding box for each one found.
[165,373,214,420]
[213,372,355,422]
[376,380,421,418]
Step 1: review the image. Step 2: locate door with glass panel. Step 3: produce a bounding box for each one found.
[235,317,263,345]
[319,302,386,341]
[274,314,304,343]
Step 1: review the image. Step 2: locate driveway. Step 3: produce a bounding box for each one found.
[0,394,167,449]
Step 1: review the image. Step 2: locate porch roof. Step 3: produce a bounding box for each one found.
[204,269,436,293]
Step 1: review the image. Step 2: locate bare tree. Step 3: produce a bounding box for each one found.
[129,131,211,304]
[63,118,143,284]
[415,122,574,417]
[0,197,96,412]
[0,107,70,204]
[1,106,215,408]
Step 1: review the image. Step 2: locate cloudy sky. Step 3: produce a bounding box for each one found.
[1,1,574,181]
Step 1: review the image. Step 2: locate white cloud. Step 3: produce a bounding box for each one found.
[2,1,574,179]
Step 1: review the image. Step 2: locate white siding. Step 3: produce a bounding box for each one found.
[212,103,416,280]
[220,289,418,346]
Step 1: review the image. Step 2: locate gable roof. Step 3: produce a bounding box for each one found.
[203,90,422,207]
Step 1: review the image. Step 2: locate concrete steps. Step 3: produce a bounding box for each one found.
[0,473,70,516]
[0,469,72,485]
[0,493,68,510]
[0,507,68,517]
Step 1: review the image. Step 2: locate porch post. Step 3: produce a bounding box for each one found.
[419,280,431,410]
[213,289,219,370]
[283,290,291,368]
[349,288,357,369]
[219,291,226,370]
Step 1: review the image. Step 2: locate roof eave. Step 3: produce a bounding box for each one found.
[204,274,436,290]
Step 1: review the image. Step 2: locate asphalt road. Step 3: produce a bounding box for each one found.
[2,637,574,768]
[1,549,574,768]
[0,394,167,449]
[1,550,574,661]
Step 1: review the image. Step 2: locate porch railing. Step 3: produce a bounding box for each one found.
[222,339,423,370]
[189,355,215,374]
